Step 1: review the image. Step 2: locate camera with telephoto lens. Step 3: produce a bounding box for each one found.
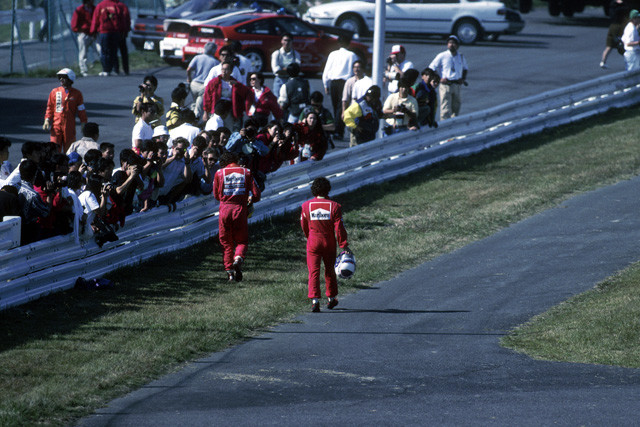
[139,83,147,93]
[386,56,394,66]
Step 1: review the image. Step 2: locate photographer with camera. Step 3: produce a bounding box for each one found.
[111,149,144,222]
[132,75,164,128]
[382,81,418,134]
[383,45,414,95]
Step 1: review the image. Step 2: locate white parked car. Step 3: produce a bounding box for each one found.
[302,0,525,44]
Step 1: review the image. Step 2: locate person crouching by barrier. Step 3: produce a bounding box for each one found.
[213,151,261,282]
[300,177,351,313]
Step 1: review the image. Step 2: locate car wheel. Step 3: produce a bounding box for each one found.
[454,19,481,44]
[336,14,366,36]
[519,0,532,13]
[548,0,561,16]
[243,49,265,73]
[561,1,574,17]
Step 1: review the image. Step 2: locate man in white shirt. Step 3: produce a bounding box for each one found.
[622,10,640,71]
[384,44,414,94]
[342,60,373,114]
[203,46,243,86]
[271,33,301,100]
[322,35,358,140]
[131,103,155,153]
[429,35,469,120]
[169,110,200,146]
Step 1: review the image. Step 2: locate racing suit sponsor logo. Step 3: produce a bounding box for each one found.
[310,207,331,221]
[223,171,246,196]
[55,91,63,113]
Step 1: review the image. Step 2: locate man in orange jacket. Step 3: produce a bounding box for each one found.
[43,68,88,153]
[213,151,261,282]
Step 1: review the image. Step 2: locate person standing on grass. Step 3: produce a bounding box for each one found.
[213,151,261,282]
[300,177,351,313]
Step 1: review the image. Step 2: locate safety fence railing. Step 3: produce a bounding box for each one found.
[2,69,640,310]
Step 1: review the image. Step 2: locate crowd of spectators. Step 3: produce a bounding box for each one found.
[0,33,461,249]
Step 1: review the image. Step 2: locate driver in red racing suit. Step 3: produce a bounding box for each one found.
[213,151,261,282]
[300,177,350,312]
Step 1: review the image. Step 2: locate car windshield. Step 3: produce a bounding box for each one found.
[211,13,264,26]
[167,0,227,18]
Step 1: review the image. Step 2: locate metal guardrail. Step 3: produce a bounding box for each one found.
[2,69,640,310]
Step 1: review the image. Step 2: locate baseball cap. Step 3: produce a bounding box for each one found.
[631,9,639,18]
[447,35,460,44]
[153,125,169,138]
[68,151,81,165]
[56,68,76,83]
[391,45,405,55]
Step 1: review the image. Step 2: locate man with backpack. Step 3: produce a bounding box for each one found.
[278,63,309,123]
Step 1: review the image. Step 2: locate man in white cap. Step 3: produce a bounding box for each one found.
[429,35,469,120]
[622,9,640,71]
[383,44,414,94]
[187,42,219,119]
[43,68,88,153]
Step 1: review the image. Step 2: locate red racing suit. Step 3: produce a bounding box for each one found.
[44,86,88,152]
[300,196,348,299]
[213,163,261,270]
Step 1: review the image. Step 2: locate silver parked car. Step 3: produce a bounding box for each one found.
[302,0,525,44]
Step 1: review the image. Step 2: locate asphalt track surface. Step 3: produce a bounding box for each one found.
[79,172,640,425]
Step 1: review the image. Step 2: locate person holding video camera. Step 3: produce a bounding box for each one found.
[132,75,164,128]
[382,80,418,134]
[429,35,469,120]
[383,45,414,95]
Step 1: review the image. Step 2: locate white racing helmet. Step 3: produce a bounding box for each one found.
[335,251,356,279]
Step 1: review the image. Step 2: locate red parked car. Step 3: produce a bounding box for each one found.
[182,12,372,73]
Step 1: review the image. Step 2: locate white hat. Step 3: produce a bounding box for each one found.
[56,68,76,83]
[153,125,169,138]
[391,44,405,54]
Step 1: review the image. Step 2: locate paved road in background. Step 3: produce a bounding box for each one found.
[0,7,622,167]
[79,151,640,426]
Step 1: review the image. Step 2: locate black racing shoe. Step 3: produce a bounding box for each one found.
[311,300,321,313]
[327,298,339,310]
[233,257,243,282]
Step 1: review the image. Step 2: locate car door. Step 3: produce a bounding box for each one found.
[385,0,423,33]
[418,0,460,35]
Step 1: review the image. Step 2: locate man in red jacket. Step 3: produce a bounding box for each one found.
[300,177,350,312]
[213,151,261,282]
[203,61,253,132]
[71,0,100,77]
[90,0,129,76]
[43,68,88,153]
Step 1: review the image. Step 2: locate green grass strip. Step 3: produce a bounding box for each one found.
[2,106,640,425]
